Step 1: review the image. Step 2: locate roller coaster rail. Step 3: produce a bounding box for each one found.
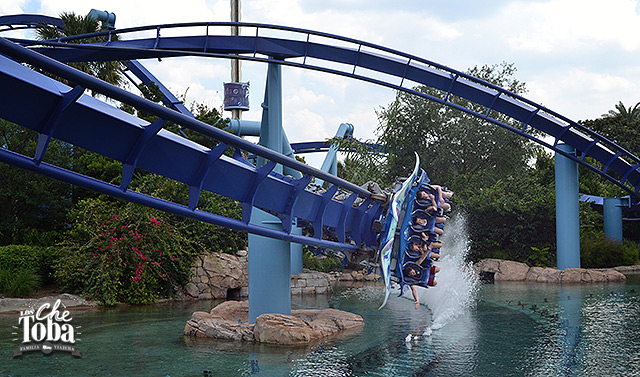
[0,35,385,252]
[7,21,640,200]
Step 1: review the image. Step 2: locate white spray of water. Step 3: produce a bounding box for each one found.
[411,213,480,332]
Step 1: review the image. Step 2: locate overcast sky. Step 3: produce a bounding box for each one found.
[2,0,640,168]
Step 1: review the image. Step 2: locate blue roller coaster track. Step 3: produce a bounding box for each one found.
[0,15,638,254]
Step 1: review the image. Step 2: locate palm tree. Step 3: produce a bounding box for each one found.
[35,12,125,92]
[601,101,640,121]
[35,12,127,204]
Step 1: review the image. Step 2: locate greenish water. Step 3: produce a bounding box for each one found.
[1,277,640,376]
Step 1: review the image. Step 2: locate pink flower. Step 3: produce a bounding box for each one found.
[150,216,161,225]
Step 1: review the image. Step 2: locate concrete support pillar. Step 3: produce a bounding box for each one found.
[555,143,580,269]
[257,62,283,173]
[603,197,625,243]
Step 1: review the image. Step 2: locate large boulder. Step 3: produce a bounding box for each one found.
[526,267,561,283]
[184,300,364,345]
[474,259,529,281]
[294,308,365,338]
[474,258,502,273]
[253,314,315,344]
[0,293,97,313]
[600,269,627,282]
[559,268,626,283]
[184,301,254,341]
[184,311,254,341]
[252,308,365,345]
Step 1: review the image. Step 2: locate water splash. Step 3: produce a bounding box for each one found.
[414,212,479,331]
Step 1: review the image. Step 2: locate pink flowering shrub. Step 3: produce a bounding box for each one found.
[55,197,198,305]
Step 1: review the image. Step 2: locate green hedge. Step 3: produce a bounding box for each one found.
[0,244,59,285]
[580,232,639,268]
[302,249,342,272]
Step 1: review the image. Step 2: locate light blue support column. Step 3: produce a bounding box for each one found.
[603,197,625,243]
[316,123,354,186]
[226,119,302,179]
[555,143,580,269]
[248,61,291,323]
[290,220,303,275]
[257,62,283,172]
[248,208,291,322]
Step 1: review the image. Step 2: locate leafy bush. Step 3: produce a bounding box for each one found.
[580,231,639,268]
[302,249,342,272]
[132,173,247,254]
[527,246,554,267]
[55,197,199,305]
[0,268,41,297]
[0,244,59,285]
[453,172,556,263]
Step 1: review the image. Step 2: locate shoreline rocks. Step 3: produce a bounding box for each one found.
[474,258,628,283]
[184,300,364,345]
[0,293,98,314]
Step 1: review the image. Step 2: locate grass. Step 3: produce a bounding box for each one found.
[0,268,42,297]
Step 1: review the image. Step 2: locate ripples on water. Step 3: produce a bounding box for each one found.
[2,215,640,375]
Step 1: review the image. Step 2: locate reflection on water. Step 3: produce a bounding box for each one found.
[1,278,640,376]
[484,278,640,377]
[2,274,640,376]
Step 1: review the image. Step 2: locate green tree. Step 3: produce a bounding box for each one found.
[452,168,556,263]
[0,120,73,245]
[333,137,388,186]
[601,101,640,121]
[376,62,539,185]
[346,62,576,263]
[35,12,125,92]
[581,115,640,158]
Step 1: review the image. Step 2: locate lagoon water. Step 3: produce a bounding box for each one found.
[2,216,639,376]
[2,278,640,376]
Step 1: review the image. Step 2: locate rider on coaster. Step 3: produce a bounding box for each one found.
[403,261,440,309]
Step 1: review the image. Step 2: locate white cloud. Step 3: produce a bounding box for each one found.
[0,0,27,15]
[285,108,327,141]
[528,68,638,120]
[504,0,640,53]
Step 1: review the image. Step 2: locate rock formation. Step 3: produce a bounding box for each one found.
[474,258,627,283]
[184,301,364,345]
[185,253,249,299]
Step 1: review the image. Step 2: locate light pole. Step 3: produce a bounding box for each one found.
[231,0,242,120]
